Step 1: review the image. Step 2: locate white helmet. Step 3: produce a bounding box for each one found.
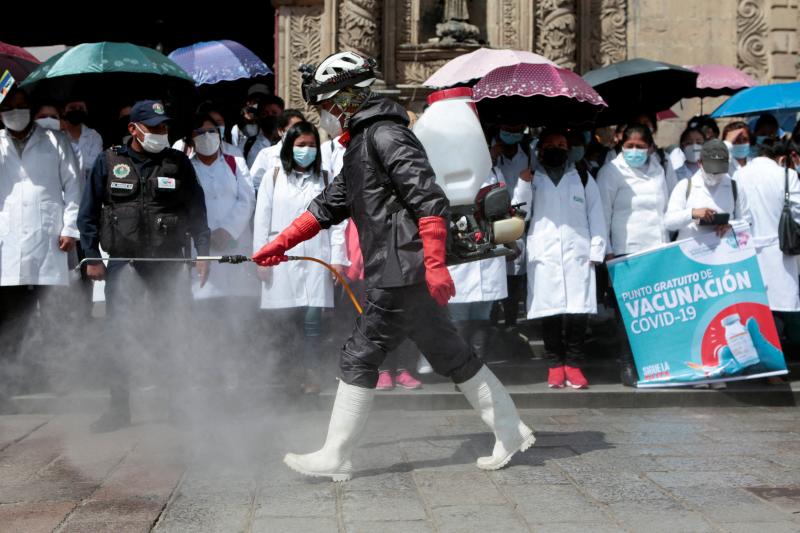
[300,51,377,105]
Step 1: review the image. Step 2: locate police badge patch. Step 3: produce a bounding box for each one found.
[112,163,131,178]
[152,102,165,115]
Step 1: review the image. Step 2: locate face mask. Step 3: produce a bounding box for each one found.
[2,109,31,132]
[319,108,343,137]
[682,143,702,164]
[749,144,761,159]
[194,132,221,156]
[755,135,769,146]
[588,160,600,170]
[64,109,87,126]
[702,169,725,186]
[499,130,524,145]
[568,146,585,163]
[35,117,60,130]
[244,123,259,137]
[730,143,750,160]
[623,148,649,168]
[135,124,169,153]
[293,146,318,168]
[217,125,226,140]
[540,147,569,168]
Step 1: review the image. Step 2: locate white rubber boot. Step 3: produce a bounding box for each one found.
[458,365,535,470]
[283,379,374,481]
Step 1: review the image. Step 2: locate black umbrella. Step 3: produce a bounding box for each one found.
[583,58,698,125]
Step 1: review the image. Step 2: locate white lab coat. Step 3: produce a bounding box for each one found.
[320,136,351,268]
[241,132,272,169]
[734,157,800,311]
[512,165,607,319]
[0,126,81,286]
[448,168,508,303]
[496,145,531,276]
[249,141,282,191]
[253,165,344,309]
[597,152,669,256]
[67,125,103,184]
[191,153,257,300]
[665,170,752,241]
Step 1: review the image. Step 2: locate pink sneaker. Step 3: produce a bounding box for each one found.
[395,369,422,390]
[564,366,589,389]
[548,366,566,388]
[376,370,394,391]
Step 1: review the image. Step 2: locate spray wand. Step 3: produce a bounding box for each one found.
[76,255,364,315]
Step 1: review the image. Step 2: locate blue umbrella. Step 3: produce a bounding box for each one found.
[168,40,272,86]
[711,81,800,118]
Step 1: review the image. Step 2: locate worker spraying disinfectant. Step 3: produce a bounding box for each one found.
[251,51,534,482]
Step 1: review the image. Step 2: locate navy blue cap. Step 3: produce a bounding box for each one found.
[130,100,170,126]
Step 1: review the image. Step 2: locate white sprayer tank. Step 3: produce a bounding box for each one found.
[413,87,491,206]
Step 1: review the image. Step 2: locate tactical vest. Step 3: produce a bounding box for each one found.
[100,147,190,258]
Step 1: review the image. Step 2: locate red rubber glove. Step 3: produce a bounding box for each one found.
[418,216,455,306]
[253,211,321,267]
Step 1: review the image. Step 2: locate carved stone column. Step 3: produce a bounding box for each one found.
[767,0,800,81]
[338,0,382,61]
[486,0,534,50]
[588,0,627,70]
[534,0,578,69]
[737,0,770,80]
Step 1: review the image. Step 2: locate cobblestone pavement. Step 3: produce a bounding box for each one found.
[1,406,799,532]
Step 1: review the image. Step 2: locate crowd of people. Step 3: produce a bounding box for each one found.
[1,57,799,431]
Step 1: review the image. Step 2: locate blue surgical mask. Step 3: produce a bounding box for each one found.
[568,146,585,163]
[730,143,750,160]
[755,135,769,146]
[622,148,649,168]
[749,144,762,159]
[293,146,317,168]
[499,130,524,145]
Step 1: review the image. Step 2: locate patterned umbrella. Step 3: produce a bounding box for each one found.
[684,64,758,98]
[473,63,606,126]
[168,40,272,86]
[0,42,40,82]
[423,48,556,88]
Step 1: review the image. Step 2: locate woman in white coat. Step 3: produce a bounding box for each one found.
[665,139,752,241]
[733,140,800,340]
[253,121,346,394]
[0,89,81,404]
[674,127,705,182]
[597,125,670,386]
[446,167,509,362]
[512,129,607,389]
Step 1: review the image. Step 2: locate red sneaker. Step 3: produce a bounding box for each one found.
[395,369,422,390]
[564,366,589,389]
[376,370,395,391]
[548,366,566,388]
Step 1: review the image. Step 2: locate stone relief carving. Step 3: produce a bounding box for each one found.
[401,59,449,85]
[737,0,768,80]
[590,0,627,68]
[288,8,323,116]
[502,0,519,49]
[338,0,381,60]
[535,0,577,69]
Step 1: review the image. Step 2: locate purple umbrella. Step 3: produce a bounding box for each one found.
[685,64,758,98]
[168,40,272,86]
[423,48,556,88]
[473,63,606,125]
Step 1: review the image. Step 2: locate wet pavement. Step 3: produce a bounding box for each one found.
[1,406,799,532]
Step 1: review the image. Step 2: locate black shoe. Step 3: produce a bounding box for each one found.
[90,407,131,433]
[620,362,638,388]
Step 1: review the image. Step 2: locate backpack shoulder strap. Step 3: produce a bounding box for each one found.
[731,177,738,205]
[222,153,237,176]
[575,160,590,187]
[272,166,280,188]
[321,170,329,187]
[364,120,416,220]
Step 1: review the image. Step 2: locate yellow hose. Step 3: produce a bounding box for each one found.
[287,256,363,315]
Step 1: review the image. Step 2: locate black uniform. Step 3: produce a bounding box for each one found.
[308,95,482,388]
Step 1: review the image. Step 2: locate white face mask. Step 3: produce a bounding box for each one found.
[135,124,169,154]
[35,117,61,130]
[2,109,31,132]
[702,169,725,187]
[194,131,221,156]
[244,123,259,137]
[319,108,343,137]
[683,143,702,164]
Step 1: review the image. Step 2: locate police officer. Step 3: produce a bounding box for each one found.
[78,100,211,432]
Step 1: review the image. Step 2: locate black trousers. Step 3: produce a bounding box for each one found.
[340,284,483,388]
[0,285,44,394]
[541,314,588,368]
[501,275,527,327]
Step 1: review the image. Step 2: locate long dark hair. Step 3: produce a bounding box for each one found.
[280,120,321,175]
[622,124,654,147]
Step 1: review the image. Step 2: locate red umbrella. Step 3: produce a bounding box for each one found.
[473,63,606,126]
[684,64,758,98]
[0,42,40,83]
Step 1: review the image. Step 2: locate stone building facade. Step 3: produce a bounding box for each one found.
[272,0,798,138]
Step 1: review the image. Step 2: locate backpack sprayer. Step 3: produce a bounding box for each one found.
[76,255,364,315]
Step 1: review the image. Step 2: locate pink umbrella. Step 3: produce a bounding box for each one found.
[473,62,606,125]
[423,48,556,88]
[684,64,758,98]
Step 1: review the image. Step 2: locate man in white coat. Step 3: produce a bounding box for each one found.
[512,129,607,389]
[0,89,81,411]
[733,140,800,335]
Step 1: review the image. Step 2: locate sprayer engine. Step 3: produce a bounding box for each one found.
[446,183,526,265]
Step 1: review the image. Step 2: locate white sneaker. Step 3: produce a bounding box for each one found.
[417,354,434,375]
